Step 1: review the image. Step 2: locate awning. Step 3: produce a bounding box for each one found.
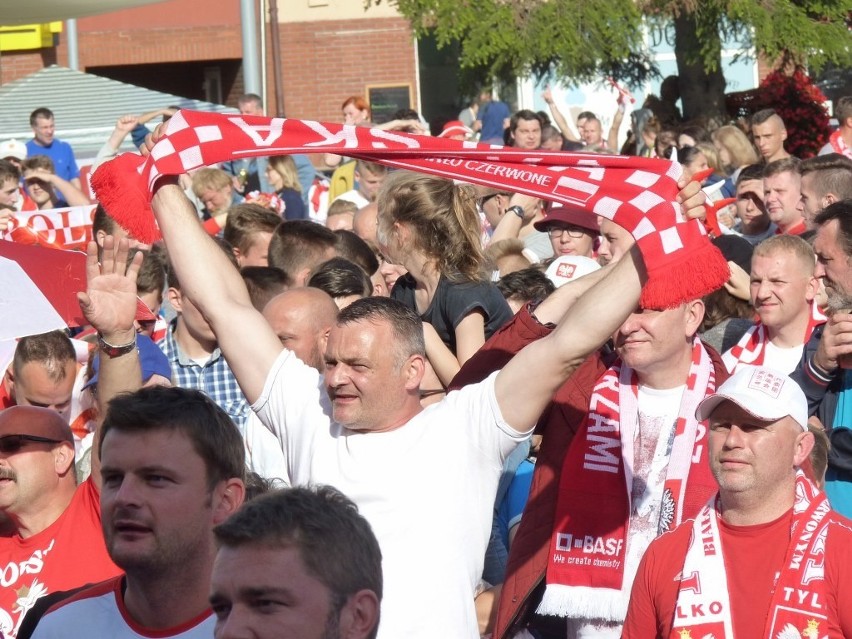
[0,0,168,26]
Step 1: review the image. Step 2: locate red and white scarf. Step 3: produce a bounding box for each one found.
[537,338,718,621]
[828,129,852,159]
[90,110,729,311]
[722,303,826,373]
[671,471,831,639]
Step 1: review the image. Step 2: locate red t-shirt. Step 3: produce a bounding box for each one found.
[0,384,14,410]
[0,478,120,638]
[623,508,852,638]
[776,219,807,236]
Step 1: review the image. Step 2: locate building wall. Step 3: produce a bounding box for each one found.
[1,0,418,121]
[0,49,58,85]
[276,16,418,121]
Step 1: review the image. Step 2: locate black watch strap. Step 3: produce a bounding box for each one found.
[506,205,525,219]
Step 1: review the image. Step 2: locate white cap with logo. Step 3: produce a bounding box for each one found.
[695,365,808,431]
[544,255,601,288]
[0,139,27,162]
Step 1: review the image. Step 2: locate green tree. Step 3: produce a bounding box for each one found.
[370,0,852,123]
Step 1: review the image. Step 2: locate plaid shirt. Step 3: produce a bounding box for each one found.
[158,320,251,429]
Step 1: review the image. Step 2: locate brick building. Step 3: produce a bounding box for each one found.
[0,0,421,123]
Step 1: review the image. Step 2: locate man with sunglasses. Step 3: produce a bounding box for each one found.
[0,406,119,638]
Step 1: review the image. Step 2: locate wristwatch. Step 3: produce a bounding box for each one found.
[97,333,137,358]
[506,205,525,219]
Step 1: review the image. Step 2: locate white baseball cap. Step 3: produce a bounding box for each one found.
[695,365,808,431]
[544,255,601,288]
[0,139,26,162]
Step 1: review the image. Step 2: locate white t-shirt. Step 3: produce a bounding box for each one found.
[253,349,530,639]
[332,188,369,209]
[763,341,805,375]
[567,384,684,639]
[31,577,214,638]
[242,411,289,486]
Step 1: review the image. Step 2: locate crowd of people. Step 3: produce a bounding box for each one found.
[0,81,851,639]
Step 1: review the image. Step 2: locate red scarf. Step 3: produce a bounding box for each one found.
[722,303,826,373]
[828,129,852,159]
[90,110,728,311]
[537,338,718,621]
[671,471,832,638]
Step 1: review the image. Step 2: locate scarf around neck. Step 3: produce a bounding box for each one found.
[671,471,832,639]
[722,303,826,373]
[828,129,852,159]
[536,338,717,621]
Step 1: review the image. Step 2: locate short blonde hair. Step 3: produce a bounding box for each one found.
[192,167,231,197]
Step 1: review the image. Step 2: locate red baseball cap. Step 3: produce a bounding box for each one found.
[534,204,599,234]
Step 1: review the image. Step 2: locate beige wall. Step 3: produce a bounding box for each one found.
[279,0,400,23]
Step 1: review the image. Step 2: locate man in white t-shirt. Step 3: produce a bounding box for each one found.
[332,160,387,209]
[723,234,820,374]
[146,176,650,639]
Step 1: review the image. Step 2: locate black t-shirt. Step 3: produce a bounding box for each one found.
[391,274,512,354]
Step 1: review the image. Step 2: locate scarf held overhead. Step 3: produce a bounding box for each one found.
[91,110,728,310]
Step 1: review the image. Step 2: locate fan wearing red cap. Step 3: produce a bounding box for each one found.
[0,406,120,635]
[533,203,600,259]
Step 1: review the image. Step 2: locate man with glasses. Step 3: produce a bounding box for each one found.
[533,204,600,259]
[0,406,119,638]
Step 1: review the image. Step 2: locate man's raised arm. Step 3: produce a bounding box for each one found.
[151,180,283,402]
[495,245,645,432]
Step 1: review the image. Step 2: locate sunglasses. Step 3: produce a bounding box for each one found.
[477,192,511,209]
[0,434,64,454]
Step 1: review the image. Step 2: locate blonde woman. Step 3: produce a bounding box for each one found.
[265,155,305,220]
[711,125,760,184]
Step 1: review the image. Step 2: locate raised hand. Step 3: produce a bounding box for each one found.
[114,115,139,133]
[76,236,143,342]
[815,312,852,373]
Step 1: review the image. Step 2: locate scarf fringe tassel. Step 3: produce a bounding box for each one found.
[641,239,729,310]
[534,584,628,622]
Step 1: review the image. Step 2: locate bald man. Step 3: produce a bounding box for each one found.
[261,288,339,372]
[353,202,379,247]
[0,406,119,637]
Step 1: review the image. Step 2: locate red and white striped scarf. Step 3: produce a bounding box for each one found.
[671,471,832,639]
[828,129,852,159]
[722,303,826,373]
[90,110,729,310]
[537,338,718,621]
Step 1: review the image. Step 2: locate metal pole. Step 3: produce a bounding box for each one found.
[260,0,268,111]
[66,19,79,70]
[240,0,261,95]
[268,0,285,117]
